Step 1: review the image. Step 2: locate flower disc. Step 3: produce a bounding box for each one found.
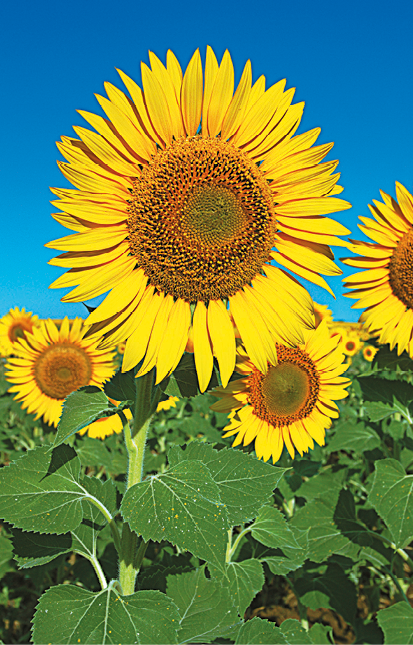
[47,47,351,389]
[211,320,350,463]
[34,344,92,399]
[128,137,276,302]
[343,182,413,358]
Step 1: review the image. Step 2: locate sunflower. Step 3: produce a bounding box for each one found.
[363,345,378,362]
[46,47,351,392]
[313,302,333,327]
[343,182,413,357]
[341,330,363,357]
[0,307,41,356]
[210,320,349,463]
[5,318,116,427]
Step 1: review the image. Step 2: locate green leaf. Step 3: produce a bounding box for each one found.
[166,568,240,643]
[296,468,346,501]
[235,617,288,644]
[32,583,180,645]
[290,491,357,562]
[373,346,413,372]
[251,506,301,550]
[326,422,381,454]
[121,460,228,572]
[168,442,286,525]
[0,532,14,578]
[104,368,136,404]
[54,386,131,447]
[358,376,413,422]
[162,353,216,398]
[308,623,334,644]
[11,528,72,568]
[295,562,357,626]
[209,559,265,617]
[333,489,376,547]
[281,619,314,644]
[0,445,116,535]
[368,458,413,548]
[377,601,413,644]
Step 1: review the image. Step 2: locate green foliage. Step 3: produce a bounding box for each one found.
[32,583,181,644]
[2,343,413,644]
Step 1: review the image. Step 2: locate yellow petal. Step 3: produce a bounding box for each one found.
[155,299,191,383]
[207,300,236,388]
[221,59,252,140]
[181,49,203,136]
[206,50,234,137]
[193,301,214,393]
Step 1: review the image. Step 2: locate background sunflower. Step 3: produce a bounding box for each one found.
[5,317,116,427]
[0,307,41,357]
[343,182,413,358]
[211,320,349,463]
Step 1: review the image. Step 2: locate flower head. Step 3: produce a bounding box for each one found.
[343,182,413,357]
[313,302,333,327]
[47,47,351,391]
[211,321,349,463]
[363,345,378,362]
[0,307,41,356]
[5,318,116,426]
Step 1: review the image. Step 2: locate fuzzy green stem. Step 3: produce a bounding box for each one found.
[118,416,151,595]
[366,530,413,572]
[76,551,107,590]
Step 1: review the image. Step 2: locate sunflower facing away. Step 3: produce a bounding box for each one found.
[46,47,351,391]
[210,321,349,463]
[0,307,41,357]
[5,318,116,427]
[343,182,413,357]
[313,302,333,327]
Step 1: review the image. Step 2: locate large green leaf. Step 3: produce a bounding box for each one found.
[209,559,265,617]
[377,601,413,644]
[161,353,219,398]
[11,528,72,568]
[358,376,413,422]
[32,584,180,644]
[104,368,136,404]
[0,445,116,535]
[368,458,413,548]
[296,468,346,501]
[295,562,357,626]
[54,386,132,447]
[0,532,14,578]
[166,568,240,643]
[333,489,376,547]
[235,617,313,644]
[121,460,228,572]
[290,491,357,562]
[251,506,301,550]
[326,422,381,454]
[373,346,413,372]
[168,442,286,525]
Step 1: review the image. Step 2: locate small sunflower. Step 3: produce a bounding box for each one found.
[46,47,351,392]
[0,307,41,356]
[341,330,363,357]
[343,182,413,357]
[313,302,333,327]
[210,321,349,463]
[5,318,116,427]
[157,396,180,412]
[363,345,378,362]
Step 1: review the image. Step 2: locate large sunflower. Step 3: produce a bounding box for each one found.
[5,318,116,427]
[343,182,413,357]
[0,307,41,357]
[210,321,349,463]
[46,47,351,391]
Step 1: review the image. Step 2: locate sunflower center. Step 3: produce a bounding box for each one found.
[34,344,93,400]
[127,136,277,302]
[248,346,320,425]
[389,228,413,309]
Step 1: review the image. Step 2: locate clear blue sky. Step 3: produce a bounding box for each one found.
[1,0,412,323]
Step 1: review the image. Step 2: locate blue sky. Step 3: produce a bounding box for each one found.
[1,0,412,323]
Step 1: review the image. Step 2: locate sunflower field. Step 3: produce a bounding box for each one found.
[1,48,413,645]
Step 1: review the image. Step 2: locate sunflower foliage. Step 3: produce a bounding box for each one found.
[0,345,412,644]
